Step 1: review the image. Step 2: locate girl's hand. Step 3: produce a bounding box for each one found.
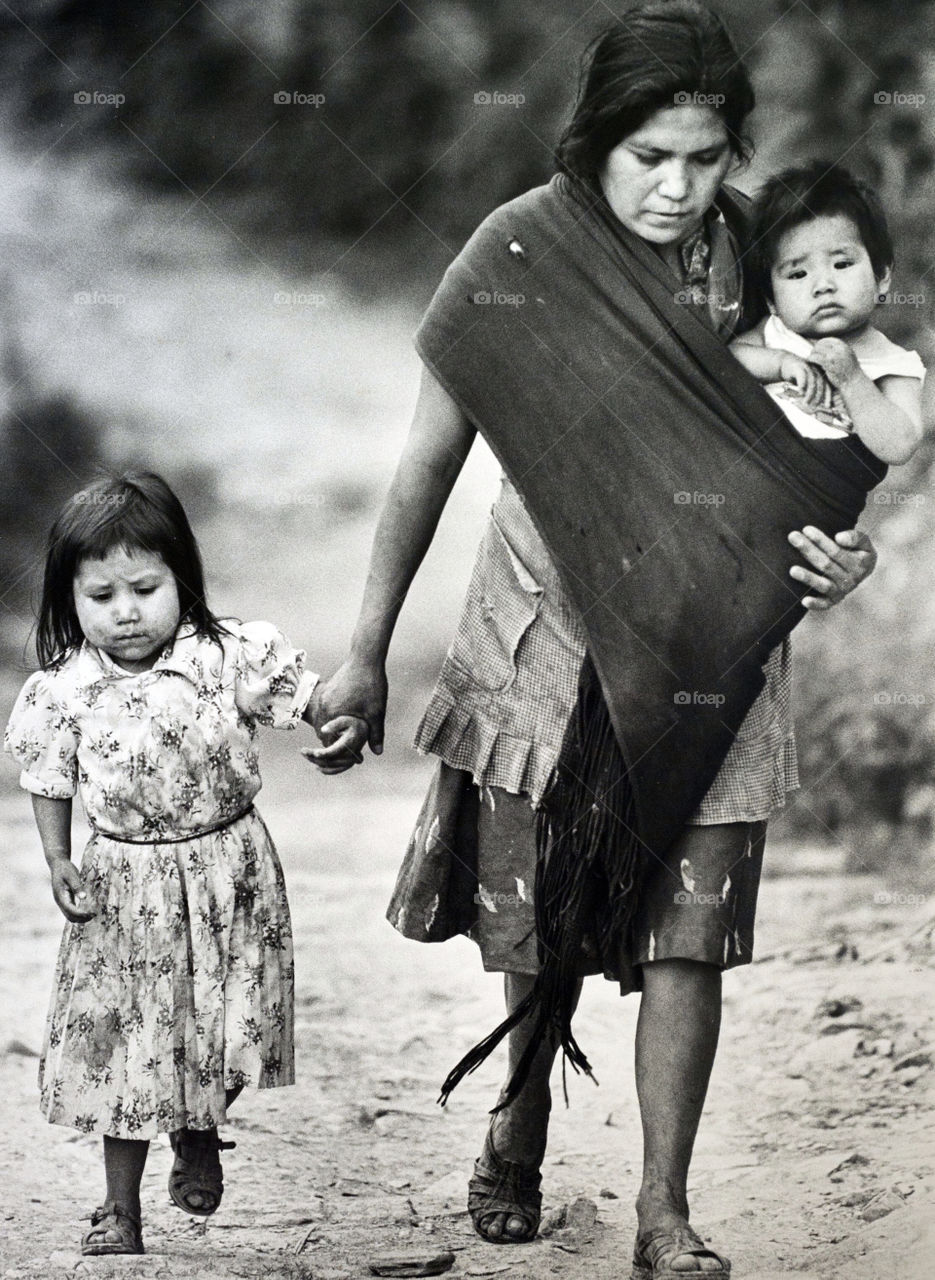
[49,858,95,923]
[787,526,877,610]
[779,353,834,409]
[313,659,388,755]
[302,715,369,775]
[807,337,862,390]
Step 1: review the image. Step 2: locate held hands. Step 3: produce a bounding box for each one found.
[302,714,369,775]
[787,526,877,611]
[49,857,95,923]
[312,658,388,756]
[301,661,387,774]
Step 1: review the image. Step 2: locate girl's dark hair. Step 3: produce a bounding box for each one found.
[749,160,894,301]
[556,0,755,189]
[37,471,226,667]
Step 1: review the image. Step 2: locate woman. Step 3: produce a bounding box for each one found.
[316,3,879,1275]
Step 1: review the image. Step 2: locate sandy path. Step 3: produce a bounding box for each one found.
[1,777,933,1279]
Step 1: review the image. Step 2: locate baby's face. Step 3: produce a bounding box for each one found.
[769,213,890,340]
[73,546,181,673]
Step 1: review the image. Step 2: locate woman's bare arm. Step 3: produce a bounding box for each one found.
[315,364,477,752]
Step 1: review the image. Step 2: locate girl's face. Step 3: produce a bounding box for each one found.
[599,104,733,246]
[769,213,891,340]
[73,546,181,673]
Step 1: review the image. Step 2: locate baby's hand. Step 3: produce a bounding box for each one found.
[807,338,861,389]
[302,715,369,775]
[49,858,96,923]
[779,353,834,409]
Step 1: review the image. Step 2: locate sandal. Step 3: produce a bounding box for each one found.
[168,1127,236,1216]
[81,1201,144,1256]
[467,1124,542,1244]
[631,1224,730,1278]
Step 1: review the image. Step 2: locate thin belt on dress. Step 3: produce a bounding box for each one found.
[89,805,256,845]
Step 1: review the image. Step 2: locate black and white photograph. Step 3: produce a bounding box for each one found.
[0,2,933,1277]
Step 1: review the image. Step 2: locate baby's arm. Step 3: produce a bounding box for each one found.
[808,338,923,464]
[730,328,832,409]
[31,794,95,922]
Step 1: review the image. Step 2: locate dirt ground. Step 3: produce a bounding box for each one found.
[1,768,933,1280]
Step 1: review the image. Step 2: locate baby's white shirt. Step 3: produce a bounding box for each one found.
[762,314,925,439]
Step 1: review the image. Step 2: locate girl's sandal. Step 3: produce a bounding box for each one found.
[81,1201,144,1255]
[630,1225,731,1278]
[168,1127,236,1217]
[467,1125,542,1245]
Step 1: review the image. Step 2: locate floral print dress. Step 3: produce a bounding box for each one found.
[4,621,317,1140]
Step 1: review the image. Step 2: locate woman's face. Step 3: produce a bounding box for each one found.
[599,104,733,245]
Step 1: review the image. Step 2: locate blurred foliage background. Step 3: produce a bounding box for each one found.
[0,0,933,880]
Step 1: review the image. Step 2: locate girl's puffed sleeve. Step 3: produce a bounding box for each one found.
[233,621,318,729]
[4,670,79,798]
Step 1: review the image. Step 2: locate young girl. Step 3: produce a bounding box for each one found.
[730,161,925,462]
[4,472,366,1257]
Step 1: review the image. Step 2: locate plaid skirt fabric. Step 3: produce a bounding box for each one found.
[415,478,798,823]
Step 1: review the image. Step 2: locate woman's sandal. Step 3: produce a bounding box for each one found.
[168,1127,236,1216]
[81,1201,144,1256]
[630,1224,730,1278]
[467,1125,542,1245]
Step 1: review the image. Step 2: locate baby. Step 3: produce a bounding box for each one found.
[731,161,925,464]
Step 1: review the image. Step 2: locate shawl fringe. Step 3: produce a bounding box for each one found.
[438,659,637,1107]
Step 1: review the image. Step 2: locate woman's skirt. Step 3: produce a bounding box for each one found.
[388,484,790,993]
[388,763,766,995]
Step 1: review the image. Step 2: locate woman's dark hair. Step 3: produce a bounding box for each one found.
[37,471,227,667]
[556,0,755,189]
[749,160,894,301]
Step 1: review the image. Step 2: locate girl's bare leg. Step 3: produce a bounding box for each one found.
[102,1136,149,1220]
[170,1084,244,1210]
[635,958,723,1272]
[99,1087,242,1223]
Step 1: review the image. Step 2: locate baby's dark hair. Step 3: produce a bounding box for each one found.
[556,0,755,191]
[37,471,226,668]
[750,161,894,301]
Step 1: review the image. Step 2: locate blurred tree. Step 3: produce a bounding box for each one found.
[0,316,104,646]
[745,0,935,349]
[3,1,932,303]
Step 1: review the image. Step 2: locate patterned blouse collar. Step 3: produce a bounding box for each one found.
[73,622,212,687]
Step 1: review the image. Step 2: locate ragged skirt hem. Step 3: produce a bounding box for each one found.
[389,763,768,996]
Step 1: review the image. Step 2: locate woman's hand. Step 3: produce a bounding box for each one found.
[311,660,389,755]
[787,525,877,611]
[49,857,95,923]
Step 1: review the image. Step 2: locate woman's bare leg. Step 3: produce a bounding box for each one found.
[480,970,582,1240]
[635,958,724,1272]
